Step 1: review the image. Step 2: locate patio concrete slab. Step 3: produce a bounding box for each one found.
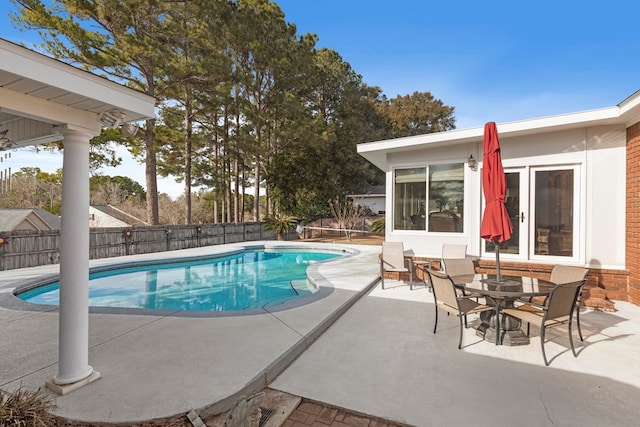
[271,280,640,426]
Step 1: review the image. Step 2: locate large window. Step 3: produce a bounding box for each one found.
[394,168,426,230]
[394,164,464,232]
[428,164,464,232]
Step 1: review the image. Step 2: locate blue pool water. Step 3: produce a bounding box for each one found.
[17,249,341,312]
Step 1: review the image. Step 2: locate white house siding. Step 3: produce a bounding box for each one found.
[382,124,626,271]
[585,125,626,270]
[350,195,386,214]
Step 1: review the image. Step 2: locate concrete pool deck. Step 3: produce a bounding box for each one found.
[273,281,640,426]
[0,241,381,424]
[2,241,640,426]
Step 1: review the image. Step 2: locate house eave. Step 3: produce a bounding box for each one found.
[358,91,640,170]
[0,39,155,122]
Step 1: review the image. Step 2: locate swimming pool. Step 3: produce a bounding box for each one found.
[16,249,342,312]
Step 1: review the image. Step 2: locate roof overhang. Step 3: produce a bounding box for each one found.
[358,89,640,170]
[0,38,155,150]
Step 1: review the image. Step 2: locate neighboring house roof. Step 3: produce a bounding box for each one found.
[358,89,640,169]
[0,208,61,231]
[91,205,148,227]
[33,208,62,229]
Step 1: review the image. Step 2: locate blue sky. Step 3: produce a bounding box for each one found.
[1,0,639,197]
[276,0,639,128]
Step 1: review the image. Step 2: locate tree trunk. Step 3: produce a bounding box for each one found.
[253,158,260,221]
[213,113,220,223]
[144,118,159,225]
[241,165,246,223]
[226,157,232,223]
[234,156,240,223]
[184,103,192,224]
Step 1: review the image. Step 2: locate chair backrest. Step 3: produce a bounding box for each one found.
[428,269,459,309]
[545,281,584,321]
[441,244,467,273]
[442,244,467,259]
[441,258,475,277]
[382,241,405,270]
[550,265,589,284]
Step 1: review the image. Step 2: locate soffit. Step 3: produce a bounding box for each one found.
[0,38,155,150]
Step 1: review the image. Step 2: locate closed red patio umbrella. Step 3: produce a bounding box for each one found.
[480,122,513,282]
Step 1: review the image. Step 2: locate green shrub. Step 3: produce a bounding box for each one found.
[264,215,298,240]
[370,217,385,234]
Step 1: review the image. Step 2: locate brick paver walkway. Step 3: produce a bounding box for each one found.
[283,400,408,427]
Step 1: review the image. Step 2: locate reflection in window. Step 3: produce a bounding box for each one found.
[485,172,520,254]
[428,164,464,232]
[534,169,574,256]
[394,168,426,230]
[393,164,464,232]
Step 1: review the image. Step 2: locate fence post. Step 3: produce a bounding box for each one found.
[165,228,172,252]
[123,229,132,256]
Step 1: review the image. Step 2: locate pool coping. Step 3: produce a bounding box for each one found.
[0,242,359,317]
[2,241,361,317]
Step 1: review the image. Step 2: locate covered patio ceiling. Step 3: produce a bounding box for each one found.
[0,38,154,150]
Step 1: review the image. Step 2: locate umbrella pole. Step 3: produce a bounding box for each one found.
[495,240,501,282]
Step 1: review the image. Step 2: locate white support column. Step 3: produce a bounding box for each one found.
[47,129,100,392]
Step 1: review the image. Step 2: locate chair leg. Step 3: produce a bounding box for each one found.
[541,327,549,366]
[495,308,501,346]
[569,319,578,357]
[409,262,414,288]
[433,306,438,334]
[458,315,464,349]
[576,305,584,341]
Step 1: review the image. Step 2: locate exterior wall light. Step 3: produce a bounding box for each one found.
[468,155,478,171]
[98,111,124,128]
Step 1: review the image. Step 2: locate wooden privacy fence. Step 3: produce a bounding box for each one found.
[0,222,275,271]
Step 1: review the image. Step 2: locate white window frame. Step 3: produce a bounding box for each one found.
[480,164,583,264]
[529,164,582,263]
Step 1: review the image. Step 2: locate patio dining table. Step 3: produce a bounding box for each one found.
[450,274,555,346]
